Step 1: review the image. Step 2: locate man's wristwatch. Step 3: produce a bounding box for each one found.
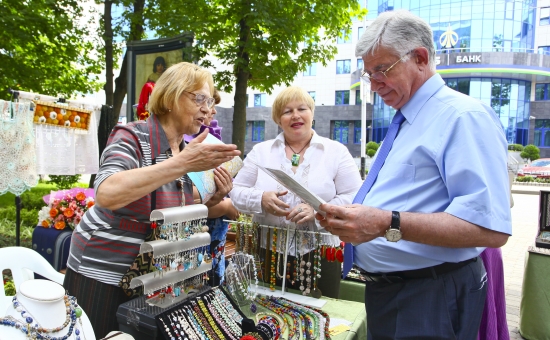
[385,211,402,242]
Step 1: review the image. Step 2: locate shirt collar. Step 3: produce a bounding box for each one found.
[400,73,445,124]
[275,129,321,145]
[147,114,182,159]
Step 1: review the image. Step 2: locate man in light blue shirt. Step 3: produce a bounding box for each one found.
[318,9,511,340]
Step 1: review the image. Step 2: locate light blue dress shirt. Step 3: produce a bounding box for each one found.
[355,74,512,273]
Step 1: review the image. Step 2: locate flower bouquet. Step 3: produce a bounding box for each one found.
[38,188,95,230]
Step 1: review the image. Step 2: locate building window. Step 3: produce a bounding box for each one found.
[304,63,317,76]
[355,89,362,105]
[246,94,249,107]
[541,7,550,25]
[357,58,364,72]
[248,121,265,142]
[337,30,351,44]
[254,93,266,107]
[539,46,550,55]
[312,120,315,130]
[354,120,361,144]
[333,121,349,144]
[308,91,316,102]
[336,60,351,74]
[358,26,364,40]
[535,119,550,147]
[536,84,550,101]
[335,90,350,105]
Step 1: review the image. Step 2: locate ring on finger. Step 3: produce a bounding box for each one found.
[297,207,303,213]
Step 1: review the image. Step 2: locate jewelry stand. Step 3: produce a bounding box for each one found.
[127,205,212,309]
[0,279,95,339]
[225,220,334,308]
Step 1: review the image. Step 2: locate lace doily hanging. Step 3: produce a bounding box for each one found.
[0,100,39,196]
[34,104,99,175]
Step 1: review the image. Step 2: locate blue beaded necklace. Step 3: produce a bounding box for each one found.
[0,294,84,340]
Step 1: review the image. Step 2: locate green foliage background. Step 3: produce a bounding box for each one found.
[0,0,104,99]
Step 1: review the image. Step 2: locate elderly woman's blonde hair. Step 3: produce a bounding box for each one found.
[272,86,315,125]
[149,62,214,116]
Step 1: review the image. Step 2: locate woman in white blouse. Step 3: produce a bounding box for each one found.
[230,86,362,298]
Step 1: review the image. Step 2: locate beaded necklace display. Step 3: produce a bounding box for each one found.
[311,232,323,298]
[270,296,315,340]
[0,294,84,340]
[172,310,200,340]
[270,227,278,291]
[183,305,208,339]
[274,297,319,339]
[289,299,332,340]
[199,296,238,340]
[255,296,305,340]
[212,288,244,324]
[191,299,223,340]
[204,294,241,336]
[255,312,287,335]
[196,298,228,339]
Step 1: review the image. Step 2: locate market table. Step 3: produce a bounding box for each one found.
[519,247,550,340]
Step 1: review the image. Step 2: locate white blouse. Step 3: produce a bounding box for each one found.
[230,131,363,255]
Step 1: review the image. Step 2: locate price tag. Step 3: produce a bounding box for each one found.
[329,324,351,336]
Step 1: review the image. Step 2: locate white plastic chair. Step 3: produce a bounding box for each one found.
[0,246,64,298]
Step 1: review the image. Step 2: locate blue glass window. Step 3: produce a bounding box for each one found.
[541,7,550,25]
[535,120,550,147]
[357,58,364,72]
[308,91,316,102]
[335,91,350,105]
[358,26,365,40]
[333,121,349,144]
[254,94,266,107]
[251,121,265,142]
[539,46,550,55]
[536,84,550,101]
[337,30,352,44]
[355,89,362,105]
[354,120,361,144]
[336,60,351,74]
[304,63,317,76]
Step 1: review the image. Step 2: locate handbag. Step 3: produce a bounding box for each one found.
[118,159,160,298]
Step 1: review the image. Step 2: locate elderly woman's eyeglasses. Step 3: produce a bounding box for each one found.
[360,51,413,84]
[183,91,216,109]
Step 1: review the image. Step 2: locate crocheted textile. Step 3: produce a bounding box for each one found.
[0,100,38,195]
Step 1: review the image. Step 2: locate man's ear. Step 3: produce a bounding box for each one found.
[412,47,430,70]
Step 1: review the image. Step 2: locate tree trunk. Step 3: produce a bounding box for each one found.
[104,0,113,106]
[91,0,145,188]
[232,17,251,157]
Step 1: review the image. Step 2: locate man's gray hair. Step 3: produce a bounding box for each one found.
[356,10,436,70]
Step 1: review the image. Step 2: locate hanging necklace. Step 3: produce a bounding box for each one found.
[286,133,313,166]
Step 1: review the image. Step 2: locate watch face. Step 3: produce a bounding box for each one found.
[385,229,402,242]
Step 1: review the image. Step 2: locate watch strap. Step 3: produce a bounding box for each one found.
[391,211,400,230]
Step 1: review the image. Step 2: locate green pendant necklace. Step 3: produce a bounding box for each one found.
[286,134,313,166]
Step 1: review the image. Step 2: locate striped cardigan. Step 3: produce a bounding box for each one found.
[67,114,193,286]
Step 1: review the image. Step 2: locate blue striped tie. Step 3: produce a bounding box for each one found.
[342,110,406,279]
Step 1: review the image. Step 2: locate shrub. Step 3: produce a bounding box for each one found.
[4,280,15,296]
[516,176,535,182]
[47,175,82,190]
[508,144,524,152]
[0,206,39,228]
[366,141,379,157]
[520,145,540,162]
[0,218,34,248]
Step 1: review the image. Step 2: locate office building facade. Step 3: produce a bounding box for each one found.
[216,0,550,157]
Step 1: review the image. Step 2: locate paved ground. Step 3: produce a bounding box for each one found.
[505,185,544,339]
